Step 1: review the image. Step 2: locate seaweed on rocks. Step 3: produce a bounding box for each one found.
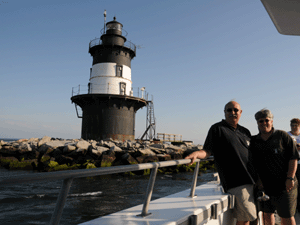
[0,136,212,174]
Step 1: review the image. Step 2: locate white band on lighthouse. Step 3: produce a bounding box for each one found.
[89,62,132,95]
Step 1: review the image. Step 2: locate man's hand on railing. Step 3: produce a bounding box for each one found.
[185,150,211,165]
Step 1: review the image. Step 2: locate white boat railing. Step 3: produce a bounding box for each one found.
[0,158,214,225]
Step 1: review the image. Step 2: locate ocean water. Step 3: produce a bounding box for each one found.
[0,168,215,225]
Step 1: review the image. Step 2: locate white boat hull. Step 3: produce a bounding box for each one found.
[79,181,237,225]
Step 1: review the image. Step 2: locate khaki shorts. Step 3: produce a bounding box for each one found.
[228,184,257,222]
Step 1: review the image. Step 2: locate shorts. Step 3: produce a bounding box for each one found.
[227,184,257,221]
[260,184,297,218]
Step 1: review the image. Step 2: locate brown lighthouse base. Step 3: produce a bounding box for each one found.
[71,94,147,142]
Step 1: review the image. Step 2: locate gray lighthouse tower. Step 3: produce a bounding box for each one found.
[71,15,147,141]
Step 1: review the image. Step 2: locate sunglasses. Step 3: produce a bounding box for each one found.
[258,119,270,123]
[226,108,239,113]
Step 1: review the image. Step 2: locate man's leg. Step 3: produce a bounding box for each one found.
[236,221,250,225]
[228,185,257,223]
[281,217,296,225]
[262,212,275,225]
[276,184,297,225]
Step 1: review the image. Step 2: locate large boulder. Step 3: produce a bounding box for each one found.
[150,143,164,149]
[136,155,159,164]
[166,145,183,151]
[149,147,163,154]
[88,146,109,159]
[38,136,52,146]
[100,154,116,167]
[124,140,134,149]
[121,153,138,165]
[63,144,76,153]
[38,144,54,153]
[157,154,172,161]
[95,146,109,153]
[55,155,75,165]
[138,148,156,156]
[133,142,141,149]
[76,140,90,150]
[28,140,38,151]
[17,148,40,162]
[18,142,32,151]
[102,141,115,148]
[171,153,183,160]
[109,145,123,152]
[28,137,39,143]
[44,140,68,149]
[91,140,98,149]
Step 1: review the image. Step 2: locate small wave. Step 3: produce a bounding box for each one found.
[0,194,47,203]
[69,191,102,197]
[25,194,46,199]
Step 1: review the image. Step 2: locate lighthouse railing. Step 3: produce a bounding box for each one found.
[89,38,136,53]
[0,158,218,225]
[72,84,149,100]
[100,28,129,37]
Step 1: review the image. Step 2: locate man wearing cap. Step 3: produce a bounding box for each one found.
[250,109,299,225]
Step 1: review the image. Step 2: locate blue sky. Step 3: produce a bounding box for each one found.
[1,0,300,144]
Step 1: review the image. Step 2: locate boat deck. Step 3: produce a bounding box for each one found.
[79,181,300,225]
[79,181,235,225]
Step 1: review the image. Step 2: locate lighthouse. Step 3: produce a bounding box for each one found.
[71,15,147,141]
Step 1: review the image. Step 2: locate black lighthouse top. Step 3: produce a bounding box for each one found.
[101,17,126,46]
[88,16,136,63]
[105,17,123,35]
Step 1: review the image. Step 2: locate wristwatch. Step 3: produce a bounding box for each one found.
[287,177,295,181]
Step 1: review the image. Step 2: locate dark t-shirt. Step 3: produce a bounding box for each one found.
[250,129,299,195]
[203,120,256,192]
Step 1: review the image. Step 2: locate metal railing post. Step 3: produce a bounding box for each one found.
[138,164,158,217]
[189,161,200,198]
[49,178,73,225]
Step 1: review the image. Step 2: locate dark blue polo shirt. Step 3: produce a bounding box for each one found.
[203,120,256,192]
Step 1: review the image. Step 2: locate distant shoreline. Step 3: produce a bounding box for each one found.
[0,138,19,142]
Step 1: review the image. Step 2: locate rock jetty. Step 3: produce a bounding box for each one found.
[0,136,214,174]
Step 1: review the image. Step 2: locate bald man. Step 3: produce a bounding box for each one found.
[186,101,257,225]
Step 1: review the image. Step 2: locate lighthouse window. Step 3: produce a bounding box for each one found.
[116,65,123,77]
[120,82,126,95]
[107,23,122,31]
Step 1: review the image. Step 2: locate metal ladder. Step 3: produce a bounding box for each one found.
[141,100,156,141]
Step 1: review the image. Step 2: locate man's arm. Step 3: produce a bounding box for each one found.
[185,150,211,164]
[286,159,298,192]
